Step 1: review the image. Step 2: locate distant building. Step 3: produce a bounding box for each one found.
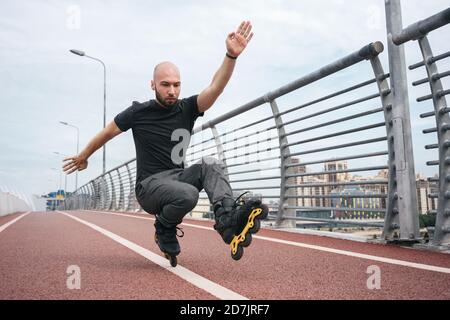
[293,159,350,208]
[416,174,438,214]
[329,186,383,219]
[323,160,351,184]
[290,157,388,217]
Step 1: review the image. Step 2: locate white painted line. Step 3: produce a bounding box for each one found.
[57,211,247,300]
[0,212,31,234]
[253,235,450,274]
[83,210,213,231]
[79,209,450,275]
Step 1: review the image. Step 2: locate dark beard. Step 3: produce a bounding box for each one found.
[155,89,177,108]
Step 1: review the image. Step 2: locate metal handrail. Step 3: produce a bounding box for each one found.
[392,8,450,45]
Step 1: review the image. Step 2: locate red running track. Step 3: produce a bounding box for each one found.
[0,210,449,300]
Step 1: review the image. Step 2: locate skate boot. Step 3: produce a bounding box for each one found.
[213,192,268,261]
[154,216,184,267]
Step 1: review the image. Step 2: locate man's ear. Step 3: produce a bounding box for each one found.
[150,80,155,91]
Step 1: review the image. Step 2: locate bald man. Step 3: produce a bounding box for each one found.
[63,21,267,266]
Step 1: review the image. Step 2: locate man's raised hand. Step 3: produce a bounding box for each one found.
[226,20,254,58]
[63,156,88,174]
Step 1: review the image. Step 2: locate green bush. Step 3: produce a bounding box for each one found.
[419,212,436,228]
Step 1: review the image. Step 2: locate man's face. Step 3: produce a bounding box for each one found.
[151,62,181,108]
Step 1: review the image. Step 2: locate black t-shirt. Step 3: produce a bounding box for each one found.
[114,95,204,185]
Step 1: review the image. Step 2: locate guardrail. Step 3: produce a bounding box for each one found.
[62,2,450,248]
[189,41,390,231]
[63,42,392,229]
[0,192,31,216]
[390,5,450,247]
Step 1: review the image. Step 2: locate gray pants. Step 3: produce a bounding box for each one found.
[135,157,233,226]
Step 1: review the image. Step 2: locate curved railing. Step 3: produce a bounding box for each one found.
[392,7,450,247]
[0,188,32,216]
[63,42,393,229]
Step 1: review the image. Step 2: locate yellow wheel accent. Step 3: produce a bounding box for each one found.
[230,208,262,254]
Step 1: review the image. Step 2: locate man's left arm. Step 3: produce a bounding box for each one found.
[197,21,254,113]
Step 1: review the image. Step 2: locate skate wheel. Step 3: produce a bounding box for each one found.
[250,219,261,234]
[170,256,177,267]
[259,204,269,220]
[165,253,177,267]
[231,245,244,261]
[241,233,252,247]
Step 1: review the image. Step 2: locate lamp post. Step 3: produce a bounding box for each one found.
[59,121,79,191]
[50,168,62,194]
[47,178,57,210]
[69,49,106,174]
[53,152,68,194]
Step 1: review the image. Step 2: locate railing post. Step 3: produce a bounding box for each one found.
[78,186,84,209]
[107,172,116,210]
[76,187,81,210]
[117,168,125,211]
[417,36,450,247]
[88,182,95,210]
[369,56,400,240]
[385,0,420,241]
[211,125,229,178]
[125,163,134,211]
[93,179,101,210]
[270,98,296,228]
[81,184,87,209]
[101,176,109,210]
[76,186,84,209]
[81,185,87,210]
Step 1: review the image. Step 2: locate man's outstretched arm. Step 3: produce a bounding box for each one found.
[197,21,254,113]
[62,121,123,174]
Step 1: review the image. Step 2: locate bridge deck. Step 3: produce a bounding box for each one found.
[0,210,449,300]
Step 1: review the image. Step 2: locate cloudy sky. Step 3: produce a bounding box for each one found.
[0,0,449,197]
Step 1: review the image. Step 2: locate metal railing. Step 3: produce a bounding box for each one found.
[391,6,450,247]
[189,41,391,232]
[61,2,450,248]
[63,42,392,228]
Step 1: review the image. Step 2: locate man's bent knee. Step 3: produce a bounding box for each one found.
[181,187,199,211]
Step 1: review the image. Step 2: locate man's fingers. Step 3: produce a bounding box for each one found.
[66,162,82,174]
[62,155,85,174]
[63,164,75,172]
[236,21,245,34]
[66,167,78,174]
[63,157,74,163]
[63,161,74,170]
[243,22,252,38]
[63,160,79,172]
[247,32,254,43]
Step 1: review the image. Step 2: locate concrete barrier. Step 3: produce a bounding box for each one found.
[0,192,31,216]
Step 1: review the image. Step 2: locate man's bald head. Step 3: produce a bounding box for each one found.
[153,61,180,81]
[151,61,181,108]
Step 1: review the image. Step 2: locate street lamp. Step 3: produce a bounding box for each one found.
[69,49,106,174]
[59,121,79,191]
[53,152,68,194]
[50,168,62,193]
